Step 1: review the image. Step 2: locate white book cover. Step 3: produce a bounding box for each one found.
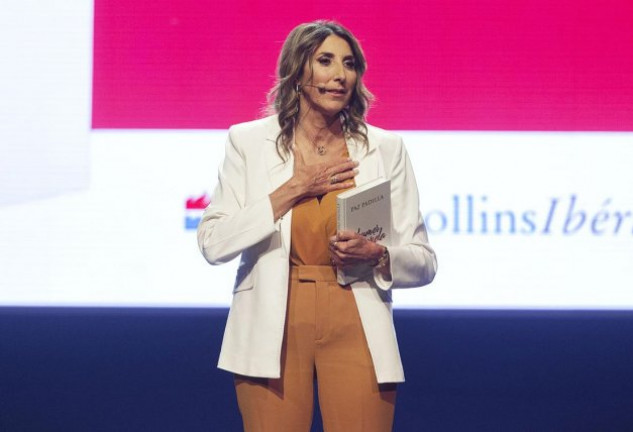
[336,178,391,285]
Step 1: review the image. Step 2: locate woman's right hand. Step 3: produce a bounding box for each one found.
[268,147,358,222]
[291,146,358,198]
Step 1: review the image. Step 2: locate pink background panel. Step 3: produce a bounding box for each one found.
[92,0,633,130]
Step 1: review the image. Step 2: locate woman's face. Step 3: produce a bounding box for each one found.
[299,35,358,118]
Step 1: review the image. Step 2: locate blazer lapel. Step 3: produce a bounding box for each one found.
[264,135,293,191]
[263,123,294,255]
[347,134,382,187]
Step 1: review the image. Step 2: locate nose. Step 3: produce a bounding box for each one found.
[333,60,347,84]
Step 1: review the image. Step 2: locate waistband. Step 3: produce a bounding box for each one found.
[290,265,338,283]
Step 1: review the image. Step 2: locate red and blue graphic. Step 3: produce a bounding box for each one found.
[185,193,211,230]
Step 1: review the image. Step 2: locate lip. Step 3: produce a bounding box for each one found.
[326,88,347,97]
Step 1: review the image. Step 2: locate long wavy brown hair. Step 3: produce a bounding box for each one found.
[267,21,373,160]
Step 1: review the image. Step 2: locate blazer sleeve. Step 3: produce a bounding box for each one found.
[372,136,438,290]
[197,128,279,265]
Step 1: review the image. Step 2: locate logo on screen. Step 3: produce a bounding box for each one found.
[185,193,211,230]
[425,194,631,236]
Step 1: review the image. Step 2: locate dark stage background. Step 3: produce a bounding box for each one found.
[2,307,633,431]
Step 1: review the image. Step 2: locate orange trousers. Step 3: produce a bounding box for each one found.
[235,265,396,432]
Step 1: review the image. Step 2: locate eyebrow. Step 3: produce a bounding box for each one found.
[316,51,355,60]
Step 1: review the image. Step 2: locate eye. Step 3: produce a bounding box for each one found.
[344,59,356,69]
[317,57,331,66]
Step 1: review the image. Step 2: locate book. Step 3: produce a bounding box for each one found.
[336,177,392,285]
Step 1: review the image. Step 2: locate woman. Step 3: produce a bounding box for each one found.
[197,20,437,432]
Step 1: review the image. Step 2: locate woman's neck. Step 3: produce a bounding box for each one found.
[296,110,343,143]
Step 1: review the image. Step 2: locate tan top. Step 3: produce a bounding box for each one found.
[290,191,343,266]
[290,153,353,266]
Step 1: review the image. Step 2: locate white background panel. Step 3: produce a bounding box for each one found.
[0,1,91,206]
[1,131,632,308]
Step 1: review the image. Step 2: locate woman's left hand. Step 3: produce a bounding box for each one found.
[329,230,384,268]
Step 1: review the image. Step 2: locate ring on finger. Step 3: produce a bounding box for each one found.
[330,175,338,184]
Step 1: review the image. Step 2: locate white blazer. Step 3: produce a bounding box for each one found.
[197,115,437,383]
